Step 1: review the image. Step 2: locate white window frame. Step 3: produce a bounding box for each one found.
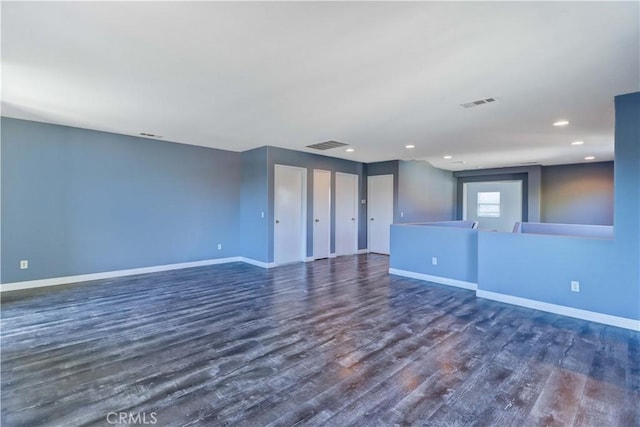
[477,191,501,218]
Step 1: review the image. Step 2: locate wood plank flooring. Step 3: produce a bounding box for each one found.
[1,254,639,426]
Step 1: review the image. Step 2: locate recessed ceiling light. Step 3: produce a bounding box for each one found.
[345,148,355,152]
[585,156,596,160]
[553,120,570,127]
[443,155,452,159]
[405,144,415,149]
[571,141,584,145]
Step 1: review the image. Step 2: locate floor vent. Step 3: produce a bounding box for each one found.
[460,97,498,108]
[306,140,348,150]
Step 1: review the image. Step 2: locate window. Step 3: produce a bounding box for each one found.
[477,191,501,217]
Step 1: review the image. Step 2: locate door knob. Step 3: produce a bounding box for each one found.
[351,218,355,221]
[315,219,319,222]
[370,218,374,221]
[276,220,280,224]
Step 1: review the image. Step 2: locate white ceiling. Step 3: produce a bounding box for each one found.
[2,2,639,170]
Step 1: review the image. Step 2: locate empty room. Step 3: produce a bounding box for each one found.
[1,2,639,426]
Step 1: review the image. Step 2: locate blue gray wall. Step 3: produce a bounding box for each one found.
[477,92,639,320]
[397,160,456,223]
[541,162,614,225]
[613,93,640,296]
[266,146,366,263]
[240,147,269,263]
[390,224,477,284]
[1,117,241,283]
[2,115,625,287]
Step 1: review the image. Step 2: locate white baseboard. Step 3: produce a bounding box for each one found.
[329,253,337,258]
[239,257,275,269]
[5,257,637,331]
[305,257,315,262]
[357,249,368,254]
[477,290,640,331]
[388,268,477,291]
[1,257,242,292]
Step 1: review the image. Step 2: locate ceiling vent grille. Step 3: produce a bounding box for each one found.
[460,97,498,108]
[140,132,163,139]
[306,140,348,150]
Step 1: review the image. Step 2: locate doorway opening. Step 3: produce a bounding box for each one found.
[462,180,524,232]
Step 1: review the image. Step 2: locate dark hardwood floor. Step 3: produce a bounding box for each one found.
[1,254,639,426]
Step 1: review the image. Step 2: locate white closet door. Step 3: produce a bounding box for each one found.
[367,174,394,255]
[313,170,331,259]
[335,172,358,256]
[274,165,306,264]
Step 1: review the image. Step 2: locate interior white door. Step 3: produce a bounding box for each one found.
[367,174,394,255]
[313,170,331,259]
[274,165,306,264]
[335,172,358,256]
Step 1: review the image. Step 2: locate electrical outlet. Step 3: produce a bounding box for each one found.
[260,211,264,218]
[20,260,29,269]
[571,281,580,292]
[432,257,438,266]
[217,243,223,250]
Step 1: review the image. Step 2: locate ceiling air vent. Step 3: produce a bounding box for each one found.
[140,132,163,139]
[460,97,498,108]
[306,140,348,150]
